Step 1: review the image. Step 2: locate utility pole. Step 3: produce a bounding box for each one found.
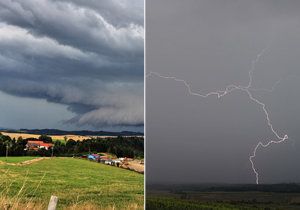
[5,143,8,162]
[51,146,54,158]
[5,140,11,162]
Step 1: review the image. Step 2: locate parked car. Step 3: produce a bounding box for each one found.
[105,160,113,165]
[88,154,100,161]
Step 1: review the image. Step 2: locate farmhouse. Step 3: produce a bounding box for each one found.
[26,140,53,151]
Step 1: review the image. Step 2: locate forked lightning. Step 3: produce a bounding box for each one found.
[147,47,288,184]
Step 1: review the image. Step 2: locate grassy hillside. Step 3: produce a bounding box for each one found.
[0,157,144,209]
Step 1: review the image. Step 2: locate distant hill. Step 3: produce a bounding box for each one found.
[1,128,143,136]
[147,183,300,193]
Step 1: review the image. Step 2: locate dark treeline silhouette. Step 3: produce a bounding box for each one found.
[0,132,144,158]
[205,183,300,193]
[148,183,300,194]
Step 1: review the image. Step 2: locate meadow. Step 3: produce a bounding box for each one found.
[0,157,144,209]
[146,194,300,210]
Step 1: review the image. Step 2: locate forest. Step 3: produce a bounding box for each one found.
[0,133,144,158]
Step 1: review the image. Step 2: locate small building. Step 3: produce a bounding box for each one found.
[26,140,53,151]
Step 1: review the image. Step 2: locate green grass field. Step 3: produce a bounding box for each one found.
[0,157,144,209]
[147,192,300,210]
[146,196,243,210]
[0,156,38,163]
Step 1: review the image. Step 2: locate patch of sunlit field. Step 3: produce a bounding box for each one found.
[0,157,144,209]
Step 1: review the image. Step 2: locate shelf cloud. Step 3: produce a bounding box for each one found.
[0,0,144,129]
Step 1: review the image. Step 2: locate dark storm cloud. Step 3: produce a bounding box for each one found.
[147,0,300,184]
[52,0,144,27]
[0,0,144,128]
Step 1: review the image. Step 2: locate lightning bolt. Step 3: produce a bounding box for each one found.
[147,47,288,184]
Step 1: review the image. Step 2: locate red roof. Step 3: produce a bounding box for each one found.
[27,141,53,148]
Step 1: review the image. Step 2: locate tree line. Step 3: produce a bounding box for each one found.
[0,133,144,158]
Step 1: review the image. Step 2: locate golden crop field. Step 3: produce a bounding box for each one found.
[0,132,116,141]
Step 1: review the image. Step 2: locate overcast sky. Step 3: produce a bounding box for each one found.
[0,0,144,131]
[147,0,300,184]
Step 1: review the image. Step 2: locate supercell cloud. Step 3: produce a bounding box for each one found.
[0,0,144,129]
